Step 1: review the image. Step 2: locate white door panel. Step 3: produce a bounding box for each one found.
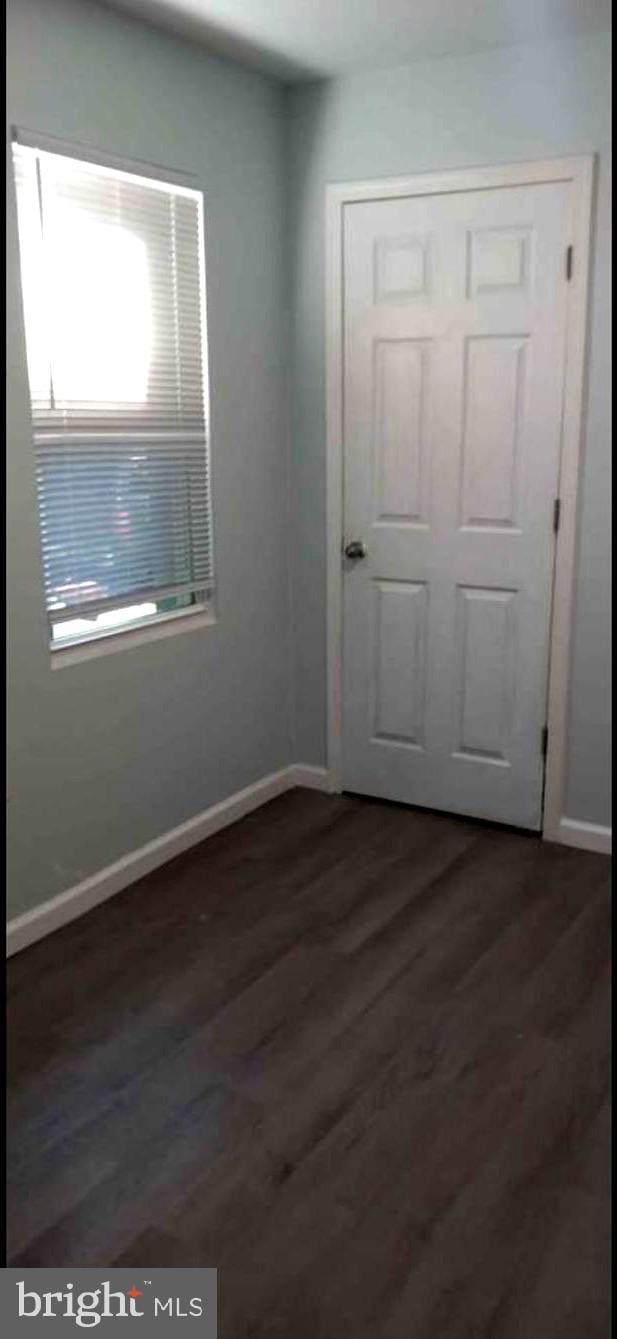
[342,181,572,828]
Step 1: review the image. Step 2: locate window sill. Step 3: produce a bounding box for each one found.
[50,603,216,669]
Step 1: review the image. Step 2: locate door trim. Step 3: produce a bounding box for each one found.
[324,155,595,840]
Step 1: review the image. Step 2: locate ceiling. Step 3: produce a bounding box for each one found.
[106,0,612,81]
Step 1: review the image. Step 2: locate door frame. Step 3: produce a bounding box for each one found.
[325,154,595,841]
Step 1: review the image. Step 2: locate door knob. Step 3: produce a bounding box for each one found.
[344,539,367,560]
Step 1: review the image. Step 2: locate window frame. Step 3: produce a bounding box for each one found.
[12,126,217,664]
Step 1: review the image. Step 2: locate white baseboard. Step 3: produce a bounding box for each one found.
[8,769,608,957]
[6,763,335,958]
[288,763,337,792]
[556,817,612,855]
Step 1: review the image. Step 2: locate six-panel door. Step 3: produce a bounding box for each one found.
[342,181,572,828]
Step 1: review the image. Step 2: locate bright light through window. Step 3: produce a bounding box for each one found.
[48,212,152,404]
[51,602,158,643]
[13,135,214,653]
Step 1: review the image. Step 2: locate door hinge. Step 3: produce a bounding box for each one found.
[566,245,574,280]
[542,725,549,759]
[553,497,561,533]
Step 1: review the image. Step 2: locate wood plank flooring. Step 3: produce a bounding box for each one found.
[6,789,611,1338]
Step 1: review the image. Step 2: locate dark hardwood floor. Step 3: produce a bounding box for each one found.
[7,788,611,1338]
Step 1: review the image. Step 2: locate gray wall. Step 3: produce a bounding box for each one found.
[6,6,612,923]
[288,30,611,827]
[7,0,292,918]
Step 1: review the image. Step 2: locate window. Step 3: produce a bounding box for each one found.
[12,133,214,651]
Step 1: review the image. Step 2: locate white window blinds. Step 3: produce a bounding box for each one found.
[12,137,214,646]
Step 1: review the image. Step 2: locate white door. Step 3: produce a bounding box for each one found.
[342,180,573,829]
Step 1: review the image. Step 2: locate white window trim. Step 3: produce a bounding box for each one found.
[12,124,198,190]
[12,125,217,664]
[51,602,217,669]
